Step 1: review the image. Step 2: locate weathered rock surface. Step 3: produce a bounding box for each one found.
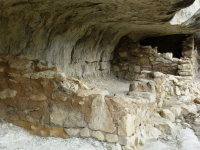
[0,0,199,77]
[1,0,200,149]
[91,131,104,141]
[88,95,116,133]
[0,54,181,149]
[0,88,17,99]
[80,127,90,138]
[50,103,87,128]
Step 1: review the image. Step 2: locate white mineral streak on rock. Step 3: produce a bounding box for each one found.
[170,0,200,25]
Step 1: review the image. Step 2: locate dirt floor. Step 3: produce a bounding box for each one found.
[85,75,131,96]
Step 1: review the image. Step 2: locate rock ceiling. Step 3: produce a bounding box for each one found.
[0,0,200,76]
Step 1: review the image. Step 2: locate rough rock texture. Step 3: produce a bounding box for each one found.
[0,0,200,77]
[112,36,194,80]
[0,55,164,149]
[1,53,200,149]
[1,0,200,149]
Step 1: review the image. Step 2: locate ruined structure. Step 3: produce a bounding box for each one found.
[1,0,200,149]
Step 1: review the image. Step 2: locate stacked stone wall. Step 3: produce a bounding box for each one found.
[0,54,167,149]
[112,36,194,81]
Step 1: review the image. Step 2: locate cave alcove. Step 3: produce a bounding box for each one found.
[111,34,194,81]
[139,34,187,58]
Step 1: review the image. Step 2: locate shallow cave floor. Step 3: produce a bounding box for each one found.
[84,75,131,96]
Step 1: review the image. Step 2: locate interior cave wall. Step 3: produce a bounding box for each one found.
[0,0,197,79]
[112,35,194,81]
[0,5,126,79]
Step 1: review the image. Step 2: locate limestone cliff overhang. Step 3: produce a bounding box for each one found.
[0,0,200,77]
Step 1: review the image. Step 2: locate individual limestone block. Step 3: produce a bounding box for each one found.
[160,109,175,122]
[0,67,4,72]
[194,98,200,104]
[92,131,104,141]
[52,79,78,95]
[100,62,108,70]
[169,106,182,117]
[23,70,66,79]
[118,136,129,146]
[124,73,134,81]
[152,116,174,134]
[29,93,47,101]
[129,65,141,73]
[182,50,193,58]
[194,118,200,125]
[88,95,116,133]
[77,88,109,98]
[145,124,161,139]
[178,64,192,70]
[181,103,197,114]
[156,57,171,63]
[8,58,33,70]
[80,127,90,137]
[178,59,191,64]
[138,58,150,65]
[50,103,87,128]
[177,70,192,76]
[113,65,121,72]
[175,86,181,96]
[118,136,136,147]
[0,88,17,99]
[105,134,118,143]
[64,128,80,136]
[127,92,156,103]
[8,73,20,78]
[129,80,155,93]
[162,53,173,61]
[118,51,128,58]
[118,114,135,136]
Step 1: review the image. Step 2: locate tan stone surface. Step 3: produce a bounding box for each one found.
[88,95,116,133]
[118,114,135,136]
[80,127,90,137]
[92,131,104,141]
[0,88,17,99]
[29,94,47,101]
[105,134,118,143]
[194,98,200,104]
[160,109,175,122]
[50,103,87,128]
[64,128,80,136]
[181,103,197,114]
[8,58,33,71]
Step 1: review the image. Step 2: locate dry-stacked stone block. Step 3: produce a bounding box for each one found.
[0,54,171,149]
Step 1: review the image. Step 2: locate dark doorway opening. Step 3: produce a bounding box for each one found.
[139,34,187,58]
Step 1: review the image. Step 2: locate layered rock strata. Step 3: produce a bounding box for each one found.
[0,0,199,78]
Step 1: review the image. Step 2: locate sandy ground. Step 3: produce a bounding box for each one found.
[1,119,200,150]
[0,120,120,150]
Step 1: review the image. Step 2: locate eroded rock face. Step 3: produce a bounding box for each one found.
[0,0,199,77]
[1,1,200,149]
